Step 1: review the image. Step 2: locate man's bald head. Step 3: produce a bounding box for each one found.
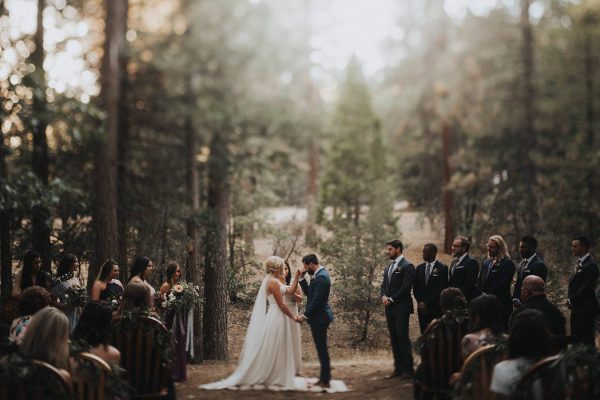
[521,275,545,302]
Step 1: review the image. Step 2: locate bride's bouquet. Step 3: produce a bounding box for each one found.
[161,282,201,313]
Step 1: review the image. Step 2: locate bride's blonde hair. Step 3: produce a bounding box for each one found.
[265,256,285,275]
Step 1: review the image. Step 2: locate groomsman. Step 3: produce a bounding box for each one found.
[380,239,415,379]
[512,236,547,307]
[478,235,516,328]
[567,236,599,347]
[413,243,448,333]
[448,236,480,302]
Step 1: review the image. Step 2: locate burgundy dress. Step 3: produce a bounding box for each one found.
[165,307,188,382]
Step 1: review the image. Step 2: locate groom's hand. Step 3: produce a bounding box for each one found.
[298,264,308,276]
[295,315,306,323]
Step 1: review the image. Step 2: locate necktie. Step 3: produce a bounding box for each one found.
[450,258,458,277]
[518,259,528,279]
[388,261,396,281]
[425,263,432,284]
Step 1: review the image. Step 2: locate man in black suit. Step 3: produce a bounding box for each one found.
[413,243,449,333]
[448,236,480,302]
[380,239,415,379]
[512,236,548,307]
[567,236,599,347]
[510,275,566,336]
[297,253,334,389]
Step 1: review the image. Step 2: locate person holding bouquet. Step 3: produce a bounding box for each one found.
[160,261,200,382]
[51,254,85,332]
[91,259,124,312]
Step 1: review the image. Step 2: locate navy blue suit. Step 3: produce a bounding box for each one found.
[512,255,547,302]
[380,256,416,375]
[300,267,333,383]
[478,256,515,328]
[568,255,600,346]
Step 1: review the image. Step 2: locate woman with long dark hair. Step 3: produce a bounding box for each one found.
[72,301,120,364]
[12,250,50,296]
[129,256,156,306]
[91,259,124,308]
[50,253,83,331]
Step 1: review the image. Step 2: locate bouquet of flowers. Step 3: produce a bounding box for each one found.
[161,282,201,313]
[64,287,88,307]
[107,291,123,311]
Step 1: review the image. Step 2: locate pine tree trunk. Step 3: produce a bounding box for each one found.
[117,71,129,281]
[203,131,230,360]
[584,22,595,240]
[31,0,51,271]
[93,0,127,287]
[520,0,538,232]
[0,138,11,299]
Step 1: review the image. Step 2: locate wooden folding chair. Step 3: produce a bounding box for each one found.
[72,352,112,400]
[112,315,171,399]
[414,315,470,400]
[0,358,72,400]
[455,344,507,400]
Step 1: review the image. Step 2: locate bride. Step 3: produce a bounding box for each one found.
[200,255,303,390]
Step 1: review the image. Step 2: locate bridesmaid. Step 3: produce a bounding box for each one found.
[12,250,50,296]
[51,253,83,331]
[160,262,187,382]
[129,256,156,307]
[283,261,303,375]
[91,259,124,308]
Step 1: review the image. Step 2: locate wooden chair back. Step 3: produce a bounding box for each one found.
[112,315,171,399]
[414,316,470,399]
[512,351,600,400]
[72,352,112,400]
[0,358,72,400]
[456,344,507,400]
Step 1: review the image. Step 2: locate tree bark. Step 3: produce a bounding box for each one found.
[203,131,230,360]
[93,0,127,288]
[583,20,596,241]
[442,122,454,254]
[0,138,11,299]
[520,0,538,232]
[31,0,51,271]
[185,115,203,361]
[117,69,129,281]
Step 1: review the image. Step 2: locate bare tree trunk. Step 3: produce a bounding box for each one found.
[202,131,229,360]
[583,21,596,241]
[520,0,538,232]
[31,0,51,271]
[442,122,454,254]
[117,71,129,281]
[185,115,203,361]
[93,0,127,288]
[0,138,11,299]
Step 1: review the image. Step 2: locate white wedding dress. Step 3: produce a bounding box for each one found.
[200,274,302,390]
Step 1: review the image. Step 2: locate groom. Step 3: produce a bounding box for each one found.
[296,253,334,389]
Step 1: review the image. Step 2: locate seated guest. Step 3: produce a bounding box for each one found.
[440,287,468,315]
[9,286,51,345]
[120,282,157,318]
[19,307,71,381]
[490,309,552,398]
[510,275,566,336]
[72,301,120,364]
[462,294,505,359]
[91,259,124,304]
[12,250,51,296]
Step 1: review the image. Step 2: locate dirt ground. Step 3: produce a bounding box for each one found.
[177,357,414,399]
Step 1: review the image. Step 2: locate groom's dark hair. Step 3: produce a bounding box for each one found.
[386,239,403,251]
[302,254,319,265]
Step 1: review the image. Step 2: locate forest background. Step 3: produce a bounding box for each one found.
[1,0,599,361]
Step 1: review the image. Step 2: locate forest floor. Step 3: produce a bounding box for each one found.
[176,205,445,399]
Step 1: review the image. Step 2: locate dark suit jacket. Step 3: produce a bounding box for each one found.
[413,260,448,316]
[448,254,480,301]
[300,267,334,325]
[510,295,566,336]
[512,255,548,300]
[478,256,516,312]
[380,257,416,314]
[568,255,600,316]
